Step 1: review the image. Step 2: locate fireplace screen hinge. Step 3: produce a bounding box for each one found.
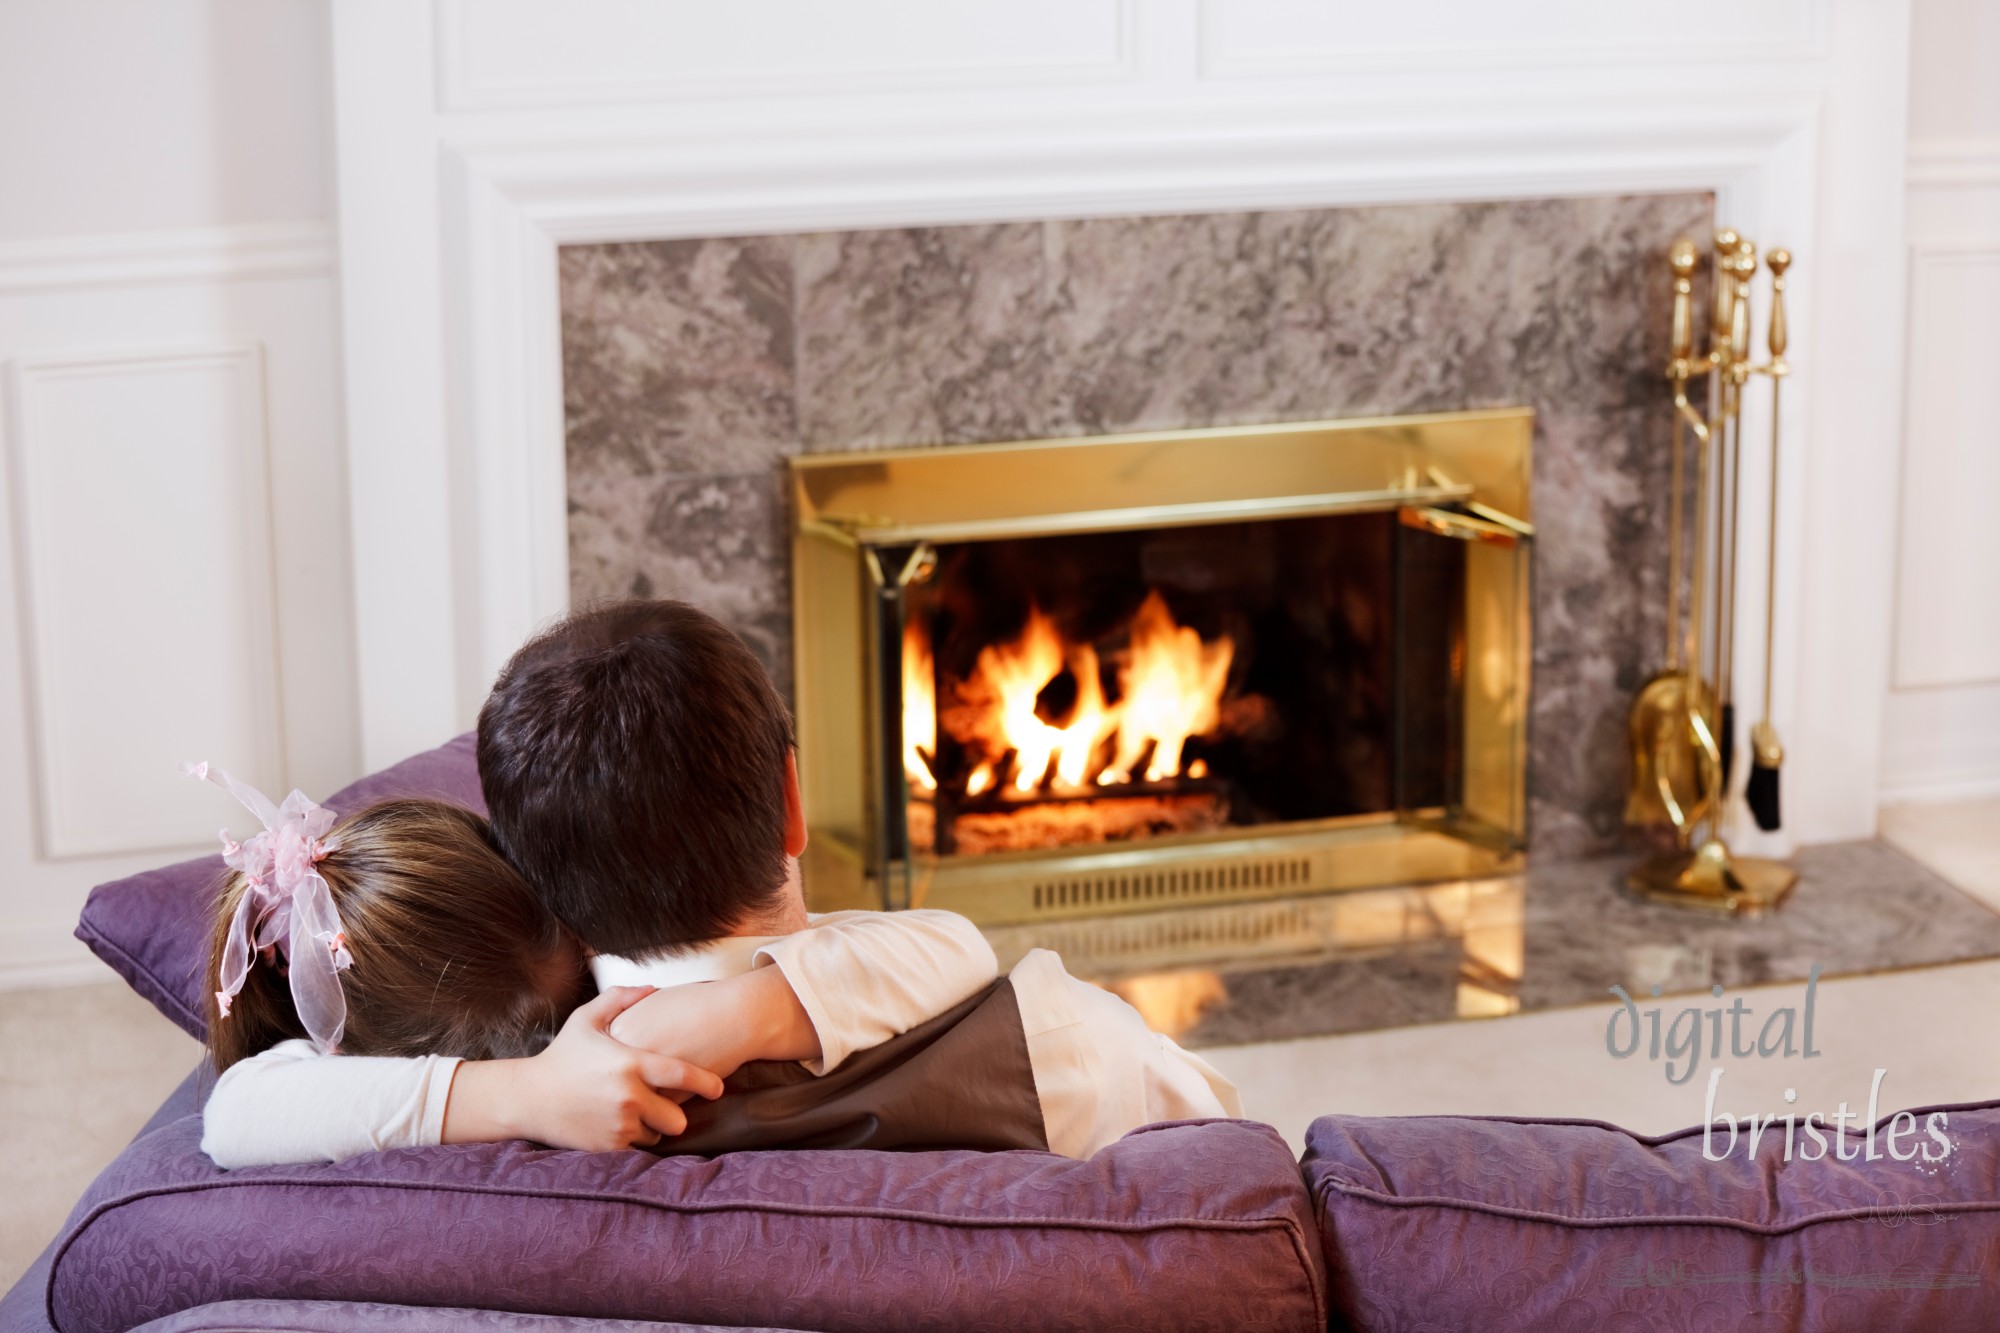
[1397,503,1533,546]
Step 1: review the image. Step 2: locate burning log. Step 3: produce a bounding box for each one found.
[909,790,1230,857]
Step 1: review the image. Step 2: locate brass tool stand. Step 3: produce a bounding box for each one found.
[1625,231,1797,916]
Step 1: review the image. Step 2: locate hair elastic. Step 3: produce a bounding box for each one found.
[182,762,351,1053]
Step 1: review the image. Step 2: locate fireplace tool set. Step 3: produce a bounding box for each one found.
[1624,229,1797,915]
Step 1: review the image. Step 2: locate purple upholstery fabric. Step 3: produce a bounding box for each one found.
[49,1116,1324,1333]
[131,1301,799,1332]
[0,1068,214,1333]
[73,735,484,1040]
[1306,1101,2000,1331]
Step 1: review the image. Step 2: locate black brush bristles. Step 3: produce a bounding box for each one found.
[1746,757,1781,832]
[1717,701,1736,792]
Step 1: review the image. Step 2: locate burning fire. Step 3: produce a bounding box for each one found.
[901,591,1234,798]
[902,621,938,792]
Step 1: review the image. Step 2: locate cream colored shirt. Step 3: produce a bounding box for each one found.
[202,910,1238,1166]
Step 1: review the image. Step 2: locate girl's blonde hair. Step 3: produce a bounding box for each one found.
[205,798,587,1072]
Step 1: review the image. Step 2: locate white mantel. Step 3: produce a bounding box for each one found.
[328,0,1909,856]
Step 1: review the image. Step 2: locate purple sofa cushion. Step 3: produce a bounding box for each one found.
[73,735,485,1040]
[1305,1101,2000,1331]
[131,1301,801,1331]
[48,1117,1324,1333]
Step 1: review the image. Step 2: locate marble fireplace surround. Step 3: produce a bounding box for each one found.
[560,192,1713,861]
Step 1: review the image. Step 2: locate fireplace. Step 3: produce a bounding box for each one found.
[790,409,1532,925]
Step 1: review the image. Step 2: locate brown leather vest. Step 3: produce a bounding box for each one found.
[659,978,1048,1155]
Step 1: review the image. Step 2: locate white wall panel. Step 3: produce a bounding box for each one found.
[1198,0,1824,77]
[7,345,283,858]
[0,0,330,245]
[0,233,352,986]
[0,1,346,987]
[437,0,1133,110]
[1894,248,2000,690]
[1881,680,2000,802]
[1883,0,2000,803]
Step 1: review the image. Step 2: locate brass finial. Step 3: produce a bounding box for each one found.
[1766,248,1790,363]
[1711,230,1741,340]
[1669,239,1698,365]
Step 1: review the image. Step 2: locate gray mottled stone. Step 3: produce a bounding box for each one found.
[1529,407,1680,858]
[1505,193,1716,416]
[561,192,1717,854]
[1090,841,2000,1047]
[560,238,797,481]
[794,223,1055,450]
[568,469,793,699]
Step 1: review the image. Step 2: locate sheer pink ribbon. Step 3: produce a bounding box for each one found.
[182,761,351,1053]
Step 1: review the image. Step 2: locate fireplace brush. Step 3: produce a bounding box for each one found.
[1622,229,1796,915]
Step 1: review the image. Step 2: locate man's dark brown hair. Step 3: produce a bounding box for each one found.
[476,600,796,958]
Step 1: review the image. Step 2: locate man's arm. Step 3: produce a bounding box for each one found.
[201,987,724,1168]
[607,909,998,1076]
[1009,948,1243,1160]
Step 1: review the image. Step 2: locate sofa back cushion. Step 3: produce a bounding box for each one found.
[49,1117,1324,1333]
[131,1299,801,1331]
[73,735,485,1040]
[1306,1102,2000,1330]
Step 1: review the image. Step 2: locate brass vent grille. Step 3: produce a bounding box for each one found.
[984,875,1524,980]
[1029,856,1315,913]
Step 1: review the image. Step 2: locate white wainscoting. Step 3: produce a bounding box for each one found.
[8,344,283,858]
[0,222,354,988]
[332,0,1910,857]
[1884,136,2000,803]
[1197,0,1826,77]
[435,0,1136,111]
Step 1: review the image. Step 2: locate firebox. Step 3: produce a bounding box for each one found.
[789,410,1532,925]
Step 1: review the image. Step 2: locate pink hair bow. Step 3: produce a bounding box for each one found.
[182,761,351,1053]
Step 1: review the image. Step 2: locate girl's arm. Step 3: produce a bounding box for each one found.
[200,987,723,1168]
[605,909,998,1077]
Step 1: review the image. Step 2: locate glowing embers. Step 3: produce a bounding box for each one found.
[902,591,1241,856]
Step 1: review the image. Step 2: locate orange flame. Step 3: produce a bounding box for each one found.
[902,621,937,791]
[1101,591,1235,784]
[908,591,1233,797]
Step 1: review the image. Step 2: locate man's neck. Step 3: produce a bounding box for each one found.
[720,855,810,938]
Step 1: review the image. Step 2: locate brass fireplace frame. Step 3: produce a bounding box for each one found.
[788,409,1535,926]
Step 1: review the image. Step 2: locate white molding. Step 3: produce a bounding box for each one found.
[434,0,1140,113]
[1907,137,2000,189]
[0,222,334,295]
[437,96,1820,713]
[1196,0,1829,79]
[5,344,286,860]
[0,921,114,992]
[1892,243,2000,692]
[333,0,1907,846]
[1881,766,2000,806]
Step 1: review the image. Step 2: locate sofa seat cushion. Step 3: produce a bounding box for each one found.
[1305,1102,2000,1331]
[50,1117,1324,1333]
[73,735,485,1040]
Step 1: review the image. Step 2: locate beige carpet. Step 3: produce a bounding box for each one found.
[0,979,201,1288]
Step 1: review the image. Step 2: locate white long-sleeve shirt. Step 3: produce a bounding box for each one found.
[203,910,1237,1166]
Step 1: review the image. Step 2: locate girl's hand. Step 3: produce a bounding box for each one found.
[442,986,725,1151]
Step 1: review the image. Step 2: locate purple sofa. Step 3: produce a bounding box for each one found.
[10,736,2000,1332]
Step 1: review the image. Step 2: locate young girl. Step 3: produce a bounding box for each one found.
[191,766,999,1165]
